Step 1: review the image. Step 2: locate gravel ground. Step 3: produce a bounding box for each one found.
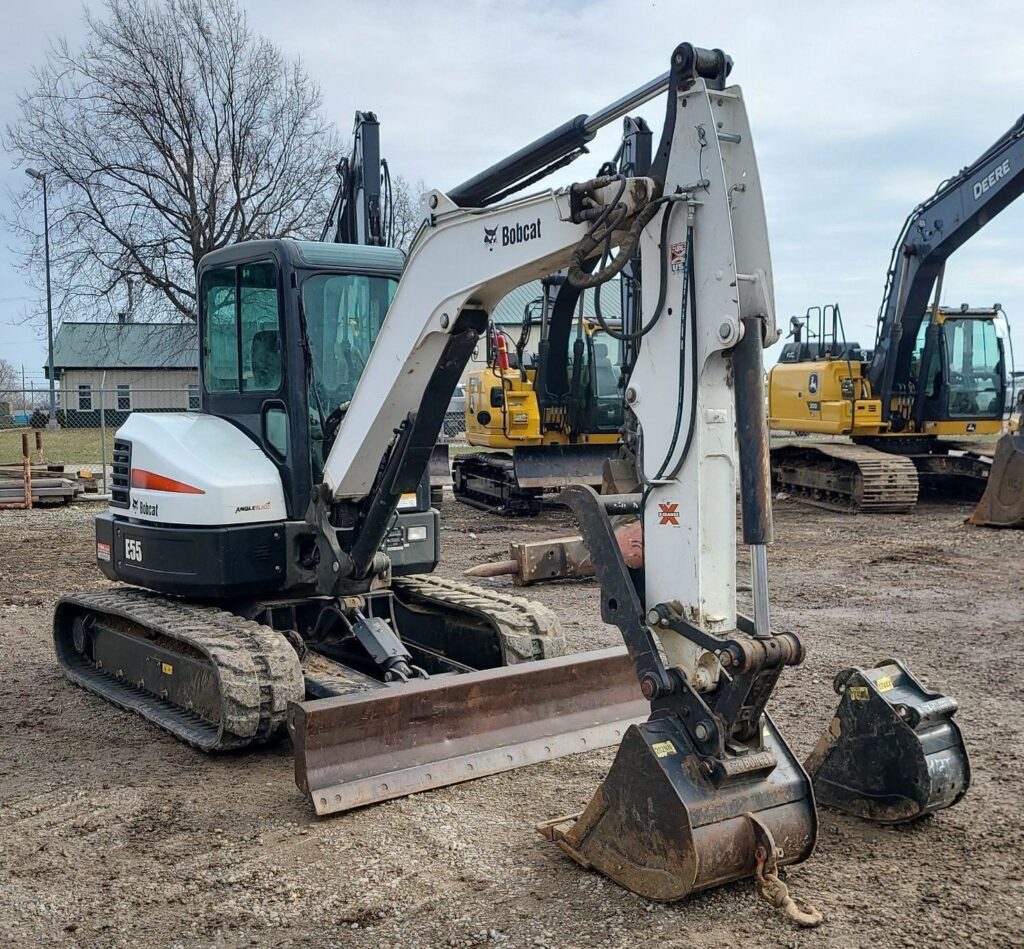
[1,496,1022,948]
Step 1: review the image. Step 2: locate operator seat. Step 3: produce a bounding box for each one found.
[593,342,618,398]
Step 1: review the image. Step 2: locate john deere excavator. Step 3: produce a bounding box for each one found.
[768,113,1023,518]
[53,43,970,917]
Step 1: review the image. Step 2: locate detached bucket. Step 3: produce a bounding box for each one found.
[806,659,970,823]
[969,433,1024,528]
[539,712,817,901]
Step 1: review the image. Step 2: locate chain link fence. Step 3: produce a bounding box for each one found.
[0,386,199,493]
[1,385,467,492]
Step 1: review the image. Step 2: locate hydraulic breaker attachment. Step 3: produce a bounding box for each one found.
[806,659,971,823]
[968,432,1024,527]
[463,518,641,585]
[290,647,648,815]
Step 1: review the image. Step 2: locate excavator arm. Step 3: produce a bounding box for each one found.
[292,43,968,916]
[313,176,656,586]
[870,114,1024,414]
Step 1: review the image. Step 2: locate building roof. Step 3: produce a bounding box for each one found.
[52,321,198,370]
[491,279,622,325]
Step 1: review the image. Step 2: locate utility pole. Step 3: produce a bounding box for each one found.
[25,167,58,430]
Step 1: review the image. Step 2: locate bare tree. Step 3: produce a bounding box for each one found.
[0,359,17,404]
[389,175,427,252]
[6,0,341,323]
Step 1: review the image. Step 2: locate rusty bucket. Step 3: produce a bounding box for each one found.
[538,712,817,901]
[969,433,1024,527]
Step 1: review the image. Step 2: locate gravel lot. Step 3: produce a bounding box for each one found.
[1,496,1022,948]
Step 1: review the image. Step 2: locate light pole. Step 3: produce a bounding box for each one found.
[25,167,57,429]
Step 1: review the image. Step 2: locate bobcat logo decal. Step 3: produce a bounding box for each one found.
[483,226,498,251]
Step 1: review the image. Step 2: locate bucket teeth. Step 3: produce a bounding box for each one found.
[806,659,971,823]
[538,714,817,901]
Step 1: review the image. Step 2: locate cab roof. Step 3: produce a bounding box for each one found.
[198,239,405,278]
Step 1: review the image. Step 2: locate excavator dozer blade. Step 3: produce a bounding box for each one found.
[968,432,1024,527]
[513,444,617,490]
[805,659,970,823]
[290,647,648,815]
[538,713,817,901]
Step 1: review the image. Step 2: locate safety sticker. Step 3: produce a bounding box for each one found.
[848,686,869,702]
[658,501,680,526]
[875,675,894,693]
[651,740,677,758]
[96,542,111,562]
[669,241,686,274]
[160,662,174,676]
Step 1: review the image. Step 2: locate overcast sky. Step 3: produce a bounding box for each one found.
[2,0,1023,380]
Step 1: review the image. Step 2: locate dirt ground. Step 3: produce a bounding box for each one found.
[1,495,1022,949]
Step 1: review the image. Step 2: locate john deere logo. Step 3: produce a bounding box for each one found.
[808,372,819,394]
[483,226,498,251]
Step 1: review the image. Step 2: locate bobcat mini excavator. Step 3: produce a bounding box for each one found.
[768,113,1024,518]
[54,43,970,913]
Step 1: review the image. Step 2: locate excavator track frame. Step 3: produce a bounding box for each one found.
[54,588,304,751]
[451,451,544,515]
[54,576,569,764]
[391,575,565,663]
[771,442,918,513]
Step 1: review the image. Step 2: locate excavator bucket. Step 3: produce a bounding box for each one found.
[513,443,617,490]
[538,713,817,901]
[968,432,1024,527]
[806,659,970,823]
[290,647,648,815]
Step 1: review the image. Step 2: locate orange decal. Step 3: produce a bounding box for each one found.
[658,501,680,526]
[131,468,205,494]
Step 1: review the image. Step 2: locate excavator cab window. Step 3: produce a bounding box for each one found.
[300,270,398,475]
[580,329,624,432]
[943,318,1005,418]
[202,261,282,394]
[911,316,1006,420]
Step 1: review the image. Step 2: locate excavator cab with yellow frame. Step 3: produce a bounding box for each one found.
[455,297,624,513]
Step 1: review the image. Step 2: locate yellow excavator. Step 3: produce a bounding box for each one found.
[454,286,624,514]
[768,112,1024,524]
[452,116,654,515]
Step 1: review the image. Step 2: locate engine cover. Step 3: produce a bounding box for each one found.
[115,413,287,526]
